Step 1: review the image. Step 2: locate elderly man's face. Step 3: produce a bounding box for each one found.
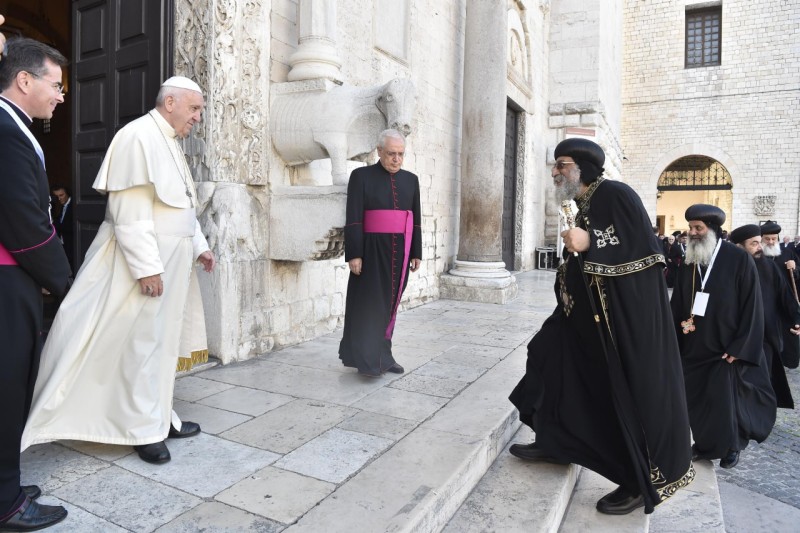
[687,221,710,240]
[762,234,778,247]
[377,136,405,174]
[552,157,581,202]
[165,90,205,139]
[740,236,763,258]
[667,235,675,244]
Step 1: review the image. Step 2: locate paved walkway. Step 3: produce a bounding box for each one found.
[21,270,555,532]
[19,269,800,532]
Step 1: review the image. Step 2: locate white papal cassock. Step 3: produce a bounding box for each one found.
[21,110,210,449]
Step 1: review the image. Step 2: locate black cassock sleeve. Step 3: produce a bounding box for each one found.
[343,167,365,262]
[411,173,422,260]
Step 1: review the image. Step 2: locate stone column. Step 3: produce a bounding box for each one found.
[287,0,342,83]
[440,0,517,304]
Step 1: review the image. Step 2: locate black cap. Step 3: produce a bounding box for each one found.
[685,204,725,227]
[554,138,605,168]
[760,220,781,236]
[730,224,761,244]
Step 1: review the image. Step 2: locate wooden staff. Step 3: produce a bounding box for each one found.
[788,265,799,304]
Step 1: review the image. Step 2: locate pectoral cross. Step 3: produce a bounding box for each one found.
[681,317,695,334]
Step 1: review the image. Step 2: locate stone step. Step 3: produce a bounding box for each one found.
[443,425,579,533]
[285,347,527,533]
[445,435,727,533]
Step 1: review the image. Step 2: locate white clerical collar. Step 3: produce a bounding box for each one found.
[0,95,33,122]
[149,109,178,139]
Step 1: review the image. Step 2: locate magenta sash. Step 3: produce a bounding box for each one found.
[363,209,414,339]
[0,242,17,265]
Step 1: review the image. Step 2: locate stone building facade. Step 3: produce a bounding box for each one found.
[622,0,800,234]
[167,0,797,364]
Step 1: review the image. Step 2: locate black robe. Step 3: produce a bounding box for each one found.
[0,97,71,513]
[768,253,800,369]
[671,241,776,459]
[510,178,693,514]
[755,256,800,408]
[339,163,422,375]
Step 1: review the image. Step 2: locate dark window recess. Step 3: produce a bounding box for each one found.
[685,7,721,68]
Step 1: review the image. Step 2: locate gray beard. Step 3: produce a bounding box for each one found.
[762,243,781,257]
[555,179,581,203]
[685,232,718,265]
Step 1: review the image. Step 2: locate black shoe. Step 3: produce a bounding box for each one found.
[168,421,201,439]
[133,441,171,464]
[596,485,645,515]
[508,442,570,464]
[0,496,67,531]
[20,486,40,500]
[719,449,740,469]
[386,363,404,374]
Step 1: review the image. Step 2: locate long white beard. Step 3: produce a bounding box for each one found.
[555,178,581,203]
[685,231,718,265]
[762,243,781,257]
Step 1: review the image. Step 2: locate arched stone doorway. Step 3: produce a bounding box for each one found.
[656,155,732,236]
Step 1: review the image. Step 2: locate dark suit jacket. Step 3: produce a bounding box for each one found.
[0,97,71,293]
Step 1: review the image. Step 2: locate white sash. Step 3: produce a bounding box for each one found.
[0,98,46,169]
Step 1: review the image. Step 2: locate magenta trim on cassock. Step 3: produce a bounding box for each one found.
[0,225,58,265]
[363,209,414,339]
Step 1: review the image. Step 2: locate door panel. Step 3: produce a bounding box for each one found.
[502,106,518,271]
[70,0,172,267]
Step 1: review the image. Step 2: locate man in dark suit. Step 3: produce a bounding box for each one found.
[51,185,74,270]
[0,37,71,531]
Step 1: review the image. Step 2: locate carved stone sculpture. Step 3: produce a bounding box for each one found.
[271,77,417,185]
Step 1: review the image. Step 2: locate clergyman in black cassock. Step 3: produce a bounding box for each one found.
[730,224,800,409]
[339,130,421,377]
[671,206,776,469]
[509,138,693,515]
[760,220,800,370]
[0,37,71,530]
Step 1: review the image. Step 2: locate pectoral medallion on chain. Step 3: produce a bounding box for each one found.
[681,316,695,334]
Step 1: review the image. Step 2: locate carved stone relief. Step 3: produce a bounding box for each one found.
[753,195,776,216]
[271,77,417,185]
[507,4,532,97]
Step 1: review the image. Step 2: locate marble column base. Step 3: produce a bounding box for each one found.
[440,261,518,304]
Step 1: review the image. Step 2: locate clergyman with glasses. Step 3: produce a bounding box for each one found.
[0,36,72,531]
[22,77,216,468]
[508,137,694,515]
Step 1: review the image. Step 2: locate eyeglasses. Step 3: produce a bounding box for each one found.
[553,160,576,170]
[26,71,65,95]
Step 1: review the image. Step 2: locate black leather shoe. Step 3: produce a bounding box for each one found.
[133,441,171,464]
[508,442,570,464]
[0,496,67,531]
[168,421,201,439]
[596,485,645,515]
[720,449,740,469]
[386,363,405,374]
[20,486,40,500]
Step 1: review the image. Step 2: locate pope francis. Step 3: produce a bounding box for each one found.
[21,76,216,465]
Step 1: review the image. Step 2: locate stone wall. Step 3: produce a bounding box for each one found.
[622,0,800,234]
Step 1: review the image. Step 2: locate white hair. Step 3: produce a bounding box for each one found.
[377,129,406,149]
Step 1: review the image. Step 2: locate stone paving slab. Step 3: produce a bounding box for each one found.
[154,501,284,532]
[388,372,470,398]
[220,398,357,454]
[350,386,451,422]
[216,466,335,525]
[335,411,419,441]
[21,442,110,492]
[173,375,235,402]
[197,387,295,417]
[52,465,201,532]
[274,427,392,483]
[114,433,280,497]
[717,481,800,533]
[44,495,129,532]
[173,399,253,434]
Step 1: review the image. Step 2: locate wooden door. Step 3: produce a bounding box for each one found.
[70,0,172,267]
[502,106,518,271]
